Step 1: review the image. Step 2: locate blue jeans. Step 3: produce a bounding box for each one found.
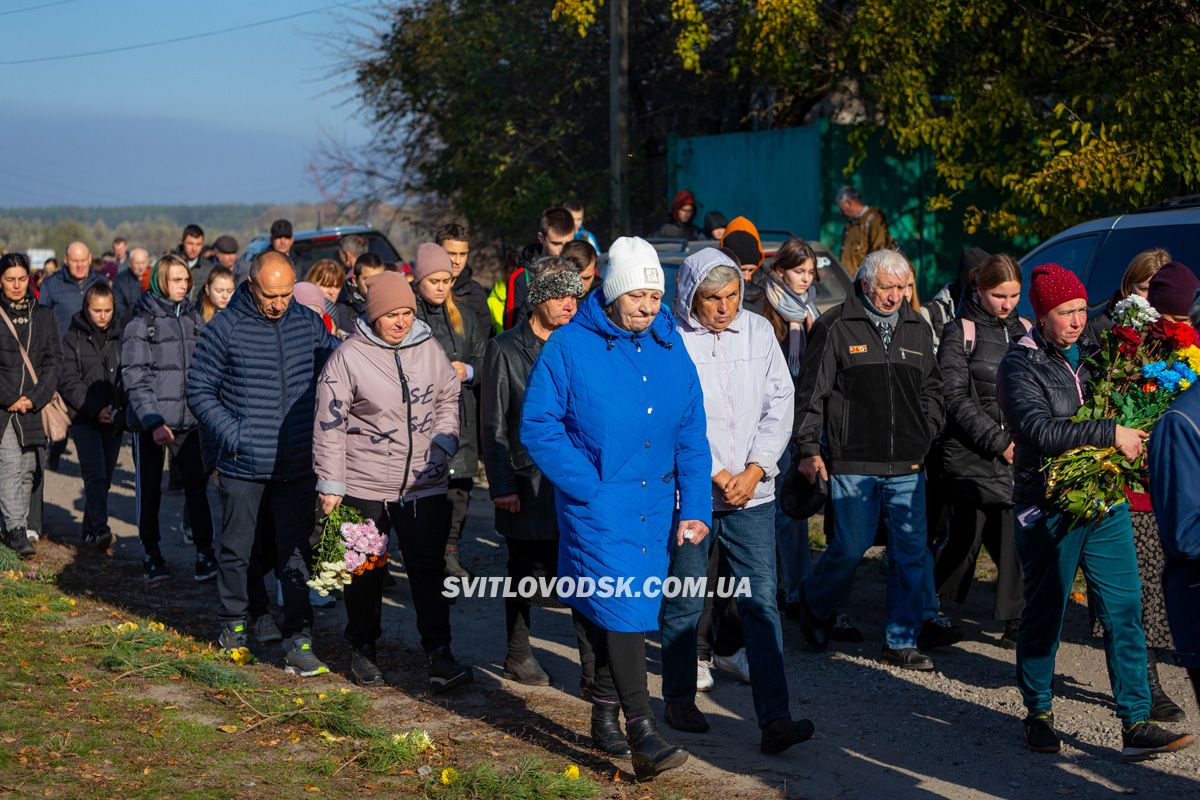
[805,473,933,650]
[1014,503,1150,724]
[776,443,810,604]
[661,502,790,727]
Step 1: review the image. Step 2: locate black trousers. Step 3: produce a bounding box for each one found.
[344,494,452,652]
[71,424,121,537]
[696,539,745,660]
[572,610,651,723]
[217,476,315,639]
[445,477,473,554]
[934,503,1024,621]
[134,429,213,556]
[504,537,559,658]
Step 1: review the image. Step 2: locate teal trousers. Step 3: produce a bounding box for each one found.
[1014,503,1151,725]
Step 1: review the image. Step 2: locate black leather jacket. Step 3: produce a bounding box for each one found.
[996,326,1116,507]
[480,319,558,540]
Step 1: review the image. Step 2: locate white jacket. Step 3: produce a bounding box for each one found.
[674,248,794,511]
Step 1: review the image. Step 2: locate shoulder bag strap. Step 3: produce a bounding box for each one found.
[0,306,39,385]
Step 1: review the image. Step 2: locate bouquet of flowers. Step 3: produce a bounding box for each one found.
[307,504,389,595]
[1044,294,1200,525]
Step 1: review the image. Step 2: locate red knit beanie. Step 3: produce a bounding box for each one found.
[1029,263,1087,318]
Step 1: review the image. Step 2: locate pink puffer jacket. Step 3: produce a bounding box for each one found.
[313,318,460,502]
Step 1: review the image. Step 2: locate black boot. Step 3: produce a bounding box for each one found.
[1148,649,1186,722]
[589,701,630,756]
[625,717,688,780]
[5,527,34,558]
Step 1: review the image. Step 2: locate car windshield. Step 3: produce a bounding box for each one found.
[290,233,400,276]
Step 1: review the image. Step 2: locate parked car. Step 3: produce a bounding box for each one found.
[1017,197,1200,316]
[239,226,402,276]
[629,230,852,312]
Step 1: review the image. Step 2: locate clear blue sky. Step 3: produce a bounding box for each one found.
[0,0,375,207]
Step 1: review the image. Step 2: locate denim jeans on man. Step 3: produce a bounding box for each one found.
[775,442,810,605]
[661,501,789,727]
[804,472,934,649]
[1014,503,1151,724]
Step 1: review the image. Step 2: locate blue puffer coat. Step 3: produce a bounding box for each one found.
[187,282,339,481]
[121,292,204,432]
[521,290,711,632]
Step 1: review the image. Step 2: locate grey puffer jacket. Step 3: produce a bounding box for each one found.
[121,292,204,432]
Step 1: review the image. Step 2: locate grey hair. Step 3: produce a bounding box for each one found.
[857,249,911,290]
[835,186,861,205]
[528,255,576,280]
[696,264,741,298]
[340,234,368,259]
[1190,288,1200,331]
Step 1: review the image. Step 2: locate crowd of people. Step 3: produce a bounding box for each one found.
[2,196,1200,779]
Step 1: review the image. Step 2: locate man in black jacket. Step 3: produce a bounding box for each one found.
[792,249,947,670]
[435,223,491,336]
[334,252,386,332]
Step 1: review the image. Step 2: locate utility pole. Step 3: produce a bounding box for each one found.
[609,0,631,238]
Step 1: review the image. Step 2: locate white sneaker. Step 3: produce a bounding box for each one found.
[713,648,751,684]
[25,530,39,542]
[696,659,714,692]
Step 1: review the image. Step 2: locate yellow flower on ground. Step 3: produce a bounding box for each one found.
[116,621,139,633]
[293,697,305,706]
[563,764,580,780]
[147,621,165,632]
[440,767,459,785]
[228,647,253,666]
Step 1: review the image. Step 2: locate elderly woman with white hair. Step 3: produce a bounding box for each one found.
[792,249,947,670]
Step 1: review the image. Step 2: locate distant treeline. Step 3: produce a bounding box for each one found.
[0,204,275,232]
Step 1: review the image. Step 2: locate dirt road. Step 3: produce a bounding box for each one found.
[38,441,1200,798]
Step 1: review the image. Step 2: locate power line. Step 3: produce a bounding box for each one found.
[0,0,79,17]
[0,1,362,65]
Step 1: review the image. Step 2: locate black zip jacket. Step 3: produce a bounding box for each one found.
[995,327,1116,507]
[937,296,1029,506]
[60,311,124,426]
[793,288,944,475]
[416,294,486,478]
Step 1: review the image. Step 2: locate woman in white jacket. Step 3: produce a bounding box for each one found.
[659,247,814,755]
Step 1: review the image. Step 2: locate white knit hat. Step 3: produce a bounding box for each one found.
[603,237,665,305]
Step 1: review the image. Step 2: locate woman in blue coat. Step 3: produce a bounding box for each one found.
[522,237,711,781]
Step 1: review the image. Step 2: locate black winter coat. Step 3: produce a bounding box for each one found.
[1084,288,1120,345]
[937,296,1030,506]
[0,299,62,449]
[121,292,204,432]
[416,295,486,478]
[453,266,493,337]
[793,288,944,475]
[996,327,1115,507]
[481,320,558,540]
[334,283,366,333]
[60,311,124,426]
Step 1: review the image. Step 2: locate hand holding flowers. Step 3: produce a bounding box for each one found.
[307,504,389,595]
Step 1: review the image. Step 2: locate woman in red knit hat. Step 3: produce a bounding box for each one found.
[996,263,1193,759]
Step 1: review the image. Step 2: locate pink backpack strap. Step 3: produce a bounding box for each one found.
[961,318,976,356]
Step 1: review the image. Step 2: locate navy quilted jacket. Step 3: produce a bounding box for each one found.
[187,282,339,481]
[121,292,204,432]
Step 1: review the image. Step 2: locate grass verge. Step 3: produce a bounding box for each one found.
[0,561,599,799]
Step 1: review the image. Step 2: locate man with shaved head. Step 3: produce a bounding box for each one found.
[39,241,105,334]
[113,247,150,324]
[188,250,339,677]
